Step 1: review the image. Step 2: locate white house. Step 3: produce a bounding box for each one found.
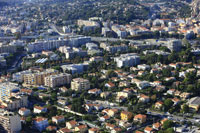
[18,107,31,116]
[52,115,65,124]
[33,106,47,114]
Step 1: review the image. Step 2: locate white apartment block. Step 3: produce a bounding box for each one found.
[77,20,100,27]
[114,53,140,68]
[27,36,91,53]
[0,82,19,101]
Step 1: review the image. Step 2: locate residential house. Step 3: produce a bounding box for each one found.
[108,109,119,117]
[161,118,168,125]
[187,97,200,111]
[165,77,176,82]
[100,92,111,99]
[111,127,122,133]
[100,115,110,122]
[88,88,102,95]
[57,127,72,133]
[66,120,78,129]
[46,126,57,132]
[74,124,88,132]
[59,86,68,93]
[33,106,47,114]
[134,114,147,123]
[139,94,150,103]
[169,63,179,69]
[167,89,176,95]
[117,91,130,99]
[18,107,31,116]
[138,71,146,76]
[20,89,33,96]
[52,115,65,124]
[153,122,161,130]
[105,82,115,88]
[180,92,190,99]
[155,101,163,109]
[136,131,144,133]
[152,81,162,86]
[155,85,166,92]
[172,98,180,105]
[144,126,154,133]
[174,90,181,97]
[119,81,130,87]
[88,128,100,133]
[57,99,68,106]
[105,123,116,130]
[137,64,151,70]
[118,120,132,128]
[120,111,133,121]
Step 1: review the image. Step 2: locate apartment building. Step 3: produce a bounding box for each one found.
[71,78,90,91]
[23,69,58,86]
[77,20,100,27]
[100,44,128,54]
[61,63,89,74]
[0,44,17,54]
[33,117,48,132]
[0,112,22,133]
[1,94,28,111]
[63,47,87,59]
[44,73,72,88]
[167,40,182,52]
[12,70,32,82]
[27,36,91,53]
[114,53,140,68]
[0,82,19,101]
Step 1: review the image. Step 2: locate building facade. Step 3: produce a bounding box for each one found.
[71,78,90,91]
[0,112,22,133]
[44,73,72,88]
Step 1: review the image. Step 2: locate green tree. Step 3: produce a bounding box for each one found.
[107,70,117,78]
[165,128,175,133]
[181,104,189,113]
[163,120,174,130]
[164,99,173,111]
[26,116,32,126]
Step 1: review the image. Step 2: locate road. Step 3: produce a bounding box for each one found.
[149,111,200,125]
[91,37,133,42]
[7,52,26,72]
[50,24,74,36]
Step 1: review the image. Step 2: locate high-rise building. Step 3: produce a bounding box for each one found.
[0,111,22,133]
